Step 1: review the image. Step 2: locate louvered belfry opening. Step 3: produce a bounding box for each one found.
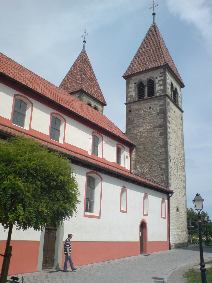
[137,81,145,100]
[147,79,155,97]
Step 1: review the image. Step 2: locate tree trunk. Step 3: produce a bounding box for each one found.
[0,224,13,283]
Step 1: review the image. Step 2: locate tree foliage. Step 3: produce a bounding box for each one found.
[187,208,212,245]
[0,137,79,230]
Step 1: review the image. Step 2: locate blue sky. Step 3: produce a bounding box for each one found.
[0,0,211,218]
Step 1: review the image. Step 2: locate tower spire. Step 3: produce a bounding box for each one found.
[150,0,158,24]
[81,29,88,50]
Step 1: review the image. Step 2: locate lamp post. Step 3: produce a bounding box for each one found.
[193,193,207,283]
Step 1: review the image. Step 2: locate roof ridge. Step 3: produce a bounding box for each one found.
[0,52,132,145]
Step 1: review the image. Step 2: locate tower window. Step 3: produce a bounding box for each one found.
[137,81,145,100]
[170,82,174,99]
[147,79,155,97]
[173,88,179,105]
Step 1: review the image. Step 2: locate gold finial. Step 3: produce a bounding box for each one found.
[149,0,159,24]
[81,29,88,50]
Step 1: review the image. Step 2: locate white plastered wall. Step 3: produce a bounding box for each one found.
[0,83,130,169]
[63,164,168,242]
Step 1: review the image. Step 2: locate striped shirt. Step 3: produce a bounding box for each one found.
[64,237,72,255]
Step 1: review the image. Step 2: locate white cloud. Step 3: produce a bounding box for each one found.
[166,0,212,47]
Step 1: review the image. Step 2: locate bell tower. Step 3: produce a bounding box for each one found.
[124,23,188,247]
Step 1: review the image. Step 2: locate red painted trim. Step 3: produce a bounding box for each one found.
[120,187,127,213]
[161,198,166,219]
[11,94,33,129]
[49,112,66,144]
[64,240,169,266]
[143,193,149,216]
[91,131,103,158]
[84,171,103,219]
[0,240,39,275]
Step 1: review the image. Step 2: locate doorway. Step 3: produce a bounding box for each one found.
[139,221,147,254]
[42,227,57,269]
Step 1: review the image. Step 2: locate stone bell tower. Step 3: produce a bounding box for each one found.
[124,23,188,247]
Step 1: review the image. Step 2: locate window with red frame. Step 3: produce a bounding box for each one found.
[50,116,61,142]
[12,98,27,127]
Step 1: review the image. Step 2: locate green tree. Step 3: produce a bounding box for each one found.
[0,137,79,283]
[187,208,211,244]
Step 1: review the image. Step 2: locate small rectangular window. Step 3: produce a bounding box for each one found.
[12,99,27,127]
[85,176,95,213]
[161,199,166,219]
[92,135,99,156]
[117,147,122,165]
[50,116,61,142]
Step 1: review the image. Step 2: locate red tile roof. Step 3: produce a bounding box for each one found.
[0,52,132,145]
[0,117,171,194]
[60,49,107,105]
[123,23,184,87]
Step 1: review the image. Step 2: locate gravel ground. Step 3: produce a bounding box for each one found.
[17,246,212,283]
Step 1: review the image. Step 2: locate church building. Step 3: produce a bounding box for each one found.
[0,19,187,275]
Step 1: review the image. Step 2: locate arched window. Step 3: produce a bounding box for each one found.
[87,103,92,107]
[85,175,95,213]
[84,172,102,218]
[137,81,145,100]
[143,193,149,216]
[173,88,178,105]
[12,98,27,127]
[120,187,127,213]
[161,198,166,219]
[147,79,155,97]
[91,132,103,157]
[50,116,61,142]
[50,113,65,143]
[12,96,32,129]
[93,106,99,111]
[92,134,100,156]
[116,144,125,166]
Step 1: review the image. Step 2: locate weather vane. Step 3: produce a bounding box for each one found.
[81,29,88,50]
[149,0,159,24]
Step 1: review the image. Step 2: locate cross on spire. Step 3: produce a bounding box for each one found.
[81,29,88,50]
[150,0,159,24]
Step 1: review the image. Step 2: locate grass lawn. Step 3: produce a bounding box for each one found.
[184,261,212,283]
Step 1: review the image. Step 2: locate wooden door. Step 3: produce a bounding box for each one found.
[42,227,57,269]
[140,221,147,254]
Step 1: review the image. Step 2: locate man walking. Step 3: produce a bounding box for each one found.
[63,233,77,272]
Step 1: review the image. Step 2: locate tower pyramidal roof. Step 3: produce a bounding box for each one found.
[123,23,184,87]
[60,49,107,105]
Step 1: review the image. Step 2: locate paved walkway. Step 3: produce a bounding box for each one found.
[18,246,212,283]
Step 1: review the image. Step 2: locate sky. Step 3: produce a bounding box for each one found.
[0,0,211,218]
